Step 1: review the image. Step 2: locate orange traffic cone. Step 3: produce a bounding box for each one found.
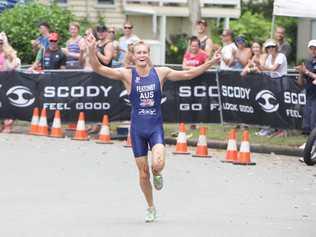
[72,112,89,141]
[234,130,256,165]
[222,129,238,163]
[124,125,132,147]
[173,122,190,155]
[192,127,212,158]
[50,110,64,138]
[96,115,113,144]
[37,108,49,136]
[29,107,39,135]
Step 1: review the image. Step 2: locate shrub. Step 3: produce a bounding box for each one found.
[0,3,75,64]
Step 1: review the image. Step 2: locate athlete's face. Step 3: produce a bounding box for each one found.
[133,44,149,67]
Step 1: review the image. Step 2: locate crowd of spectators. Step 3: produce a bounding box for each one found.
[0,19,315,137]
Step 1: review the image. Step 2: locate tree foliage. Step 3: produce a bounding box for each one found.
[230,11,271,44]
[0,3,75,63]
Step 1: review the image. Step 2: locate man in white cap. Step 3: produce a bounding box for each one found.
[295,40,316,137]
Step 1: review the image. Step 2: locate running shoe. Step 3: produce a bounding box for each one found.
[299,143,306,150]
[145,207,157,223]
[153,174,163,191]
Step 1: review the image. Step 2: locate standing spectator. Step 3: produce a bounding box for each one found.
[0,32,21,133]
[241,41,267,76]
[259,39,288,78]
[118,21,139,65]
[256,39,288,137]
[233,36,252,69]
[30,32,66,70]
[107,26,121,67]
[31,22,50,53]
[182,36,209,69]
[195,19,213,56]
[220,29,237,70]
[62,22,83,69]
[96,25,114,67]
[295,40,316,136]
[274,26,292,58]
[79,28,97,70]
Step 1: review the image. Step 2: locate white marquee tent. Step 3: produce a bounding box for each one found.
[273,0,316,18]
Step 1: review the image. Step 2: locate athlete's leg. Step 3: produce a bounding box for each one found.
[135,157,154,208]
[151,144,165,175]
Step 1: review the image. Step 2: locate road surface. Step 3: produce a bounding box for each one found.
[0,133,315,237]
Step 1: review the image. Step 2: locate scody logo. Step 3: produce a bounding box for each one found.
[119,90,167,106]
[255,90,279,113]
[6,86,35,107]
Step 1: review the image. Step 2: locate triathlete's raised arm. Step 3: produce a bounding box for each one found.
[161,52,221,82]
[86,33,125,81]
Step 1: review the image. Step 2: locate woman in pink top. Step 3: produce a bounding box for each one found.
[182,36,209,70]
[0,32,21,133]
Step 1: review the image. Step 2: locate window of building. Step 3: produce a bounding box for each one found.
[312,20,316,39]
[98,0,114,4]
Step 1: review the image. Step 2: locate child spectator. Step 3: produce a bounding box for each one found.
[195,19,213,56]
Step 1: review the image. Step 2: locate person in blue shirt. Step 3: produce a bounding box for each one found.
[31,22,50,53]
[86,33,221,223]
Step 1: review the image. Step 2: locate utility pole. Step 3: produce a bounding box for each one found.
[188,0,201,35]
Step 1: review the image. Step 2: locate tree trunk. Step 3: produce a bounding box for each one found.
[188,0,201,35]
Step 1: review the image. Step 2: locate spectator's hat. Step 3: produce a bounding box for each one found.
[49,32,59,41]
[235,36,246,45]
[264,39,277,48]
[96,25,108,32]
[307,40,316,48]
[196,19,208,26]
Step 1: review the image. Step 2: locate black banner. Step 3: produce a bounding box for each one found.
[218,71,304,129]
[0,70,305,128]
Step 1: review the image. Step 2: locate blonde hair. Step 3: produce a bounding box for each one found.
[0,32,21,70]
[130,40,153,67]
[69,21,80,31]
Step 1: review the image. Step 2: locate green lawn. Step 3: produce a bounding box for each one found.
[163,123,307,148]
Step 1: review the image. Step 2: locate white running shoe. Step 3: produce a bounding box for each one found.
[153,174,163,191]
[145,207,157,223]
[299,143,306,150]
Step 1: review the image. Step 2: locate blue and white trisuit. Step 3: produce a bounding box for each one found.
[129,67,164,157]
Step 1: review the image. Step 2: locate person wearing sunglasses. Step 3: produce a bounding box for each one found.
[118,21,139,66]
[96,25,114,68]
[107,27,121,68]
[30,32,66,71]
[258,39,288,79]
[195,19,213,56]
[220,29,237,70]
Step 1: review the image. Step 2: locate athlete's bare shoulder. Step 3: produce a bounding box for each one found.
[155,66,172,81]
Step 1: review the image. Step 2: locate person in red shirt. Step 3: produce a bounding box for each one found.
[182,36,209,69]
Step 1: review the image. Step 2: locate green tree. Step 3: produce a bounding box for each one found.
[0,3,75,63]
[230,11,271,44]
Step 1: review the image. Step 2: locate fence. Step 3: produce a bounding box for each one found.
[0,69,304,129]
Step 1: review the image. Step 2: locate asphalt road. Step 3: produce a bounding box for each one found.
[0,133,315,237]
